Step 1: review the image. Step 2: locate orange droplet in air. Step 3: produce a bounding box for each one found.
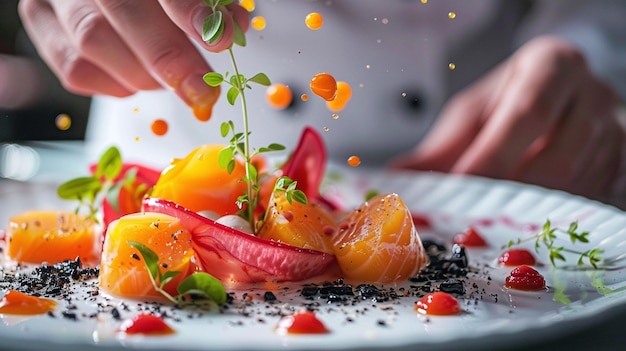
[0,290,57,315]
[239,0,255,12]
[347,155,361,167]
[310,73,337,101]
[134,136,141,142]
[448,12,456,19]
[326,81,352,112]
[151,119,169,136]
[305,12,324,30]
[55,113,72,131]
[251,16,266,30]
[301,94,309,101]
[266,83,293,109]
[133,107,140,113]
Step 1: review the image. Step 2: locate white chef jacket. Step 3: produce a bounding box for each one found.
[85,0,626,169]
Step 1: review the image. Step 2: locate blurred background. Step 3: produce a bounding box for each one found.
[0,0,91,181]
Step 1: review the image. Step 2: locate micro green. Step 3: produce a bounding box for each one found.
[201,4,307,232]
[57,146,137,222]
[129,241,227,306]
[506,220,604,269]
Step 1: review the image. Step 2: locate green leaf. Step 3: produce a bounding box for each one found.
[203,72,224,87]
[177,272,227,305]
[220,121,231,137]
[364,189,379,201]
[128,241,161,282]
[291,190,308,205]
[203,0,219,7]
[226,159,235,174]
[258,143,286,153]
[218,146,234,169]
[248,73,271,86]
[105,182,122,213]
[202,11,224,43]
[229,74,246,89]
[232,20,246,47]
[122,167,138,189]
[246,163,258,184]
[227,86,239,105]
[57,176,102,200]
[217,0,235,6]
[97,146,123,181]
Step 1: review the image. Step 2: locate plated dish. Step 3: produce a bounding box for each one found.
[1,169,626,351]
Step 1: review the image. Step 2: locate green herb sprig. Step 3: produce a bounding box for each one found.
[57,146,135,222]
[506,220,604,269]
[129,241,227,306]
[200,1,307,231]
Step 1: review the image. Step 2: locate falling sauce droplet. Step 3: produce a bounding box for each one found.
[305,12,323,30]
[421,0,428,3]
[323,127,330,132]
[366,64,371,69]
[448,12,456,19]
[347,156,361,167]
[326,81,352,112]
[449,63,456,70]
[332,114,339,120]
[134,136,141,142]
[151,119,169,136]
[240,0,255,12]
[266,83,293,110]
[251,16,266,30]
[310,73,337,101]
[55,114,72,131]
[301,94,309,101]
[133,107,139,113]
[382,18,389,25]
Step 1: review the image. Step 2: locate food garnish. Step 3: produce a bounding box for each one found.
[0,290,57,315]
[505,265,546,291]
[275,311,329,335]
[506,220,604,269]
[118,313,175,336]
[414,292,461,316]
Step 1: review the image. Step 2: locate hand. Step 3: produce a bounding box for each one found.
[18,0,249,115]
[391,36,625,201]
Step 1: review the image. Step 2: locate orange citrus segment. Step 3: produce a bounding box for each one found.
[331,193,429,283]
[151,144,247,216]
[257,191,336,254]
[99,212,197,299]
[6,211,101,266]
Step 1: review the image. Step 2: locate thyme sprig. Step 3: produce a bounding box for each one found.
[201,1,307,231]
[129,241,227,307]
[506,220,604,269]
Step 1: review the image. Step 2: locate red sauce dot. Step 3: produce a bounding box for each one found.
[151,119,169,136]
[505,265,546,291]
[275,311,329,335]
[453,227,488,247]
[414,292,461,316]
[118,313,175,335]
[498,249,536,266]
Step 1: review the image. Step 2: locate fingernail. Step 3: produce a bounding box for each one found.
[179,74,221,122]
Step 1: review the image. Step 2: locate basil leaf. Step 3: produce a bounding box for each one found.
[128,241,161,282]
[218,146,234,169]
[177,272,227,305]
[203,72,224,87]
[57,176,102,200]
[227,86,239,105]
[105,181,122,213]
[232,20,246,47]
[291,190,308,205]
[217,0,235,6]
[203,11,223,43]
[248,73,271,86]
[97,146,123,181]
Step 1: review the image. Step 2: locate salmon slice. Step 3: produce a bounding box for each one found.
[331,193,429,283]
[6,211,101,266]
[99,212,198,299]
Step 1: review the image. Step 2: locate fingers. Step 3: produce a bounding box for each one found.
[452,38,585,178]
[94,0,219,111]
[50,0,160,92]
[18,0,133,97]
[389,64,506,171]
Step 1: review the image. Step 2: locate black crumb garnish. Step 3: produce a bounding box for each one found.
[263,291,277,302]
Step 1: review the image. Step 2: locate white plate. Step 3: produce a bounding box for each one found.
[1,169,626,351]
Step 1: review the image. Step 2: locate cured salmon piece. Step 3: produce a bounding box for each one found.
[99,212,198,299]
[331,193,429,283]
[6,211,100,266]
[257,191,336,254]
